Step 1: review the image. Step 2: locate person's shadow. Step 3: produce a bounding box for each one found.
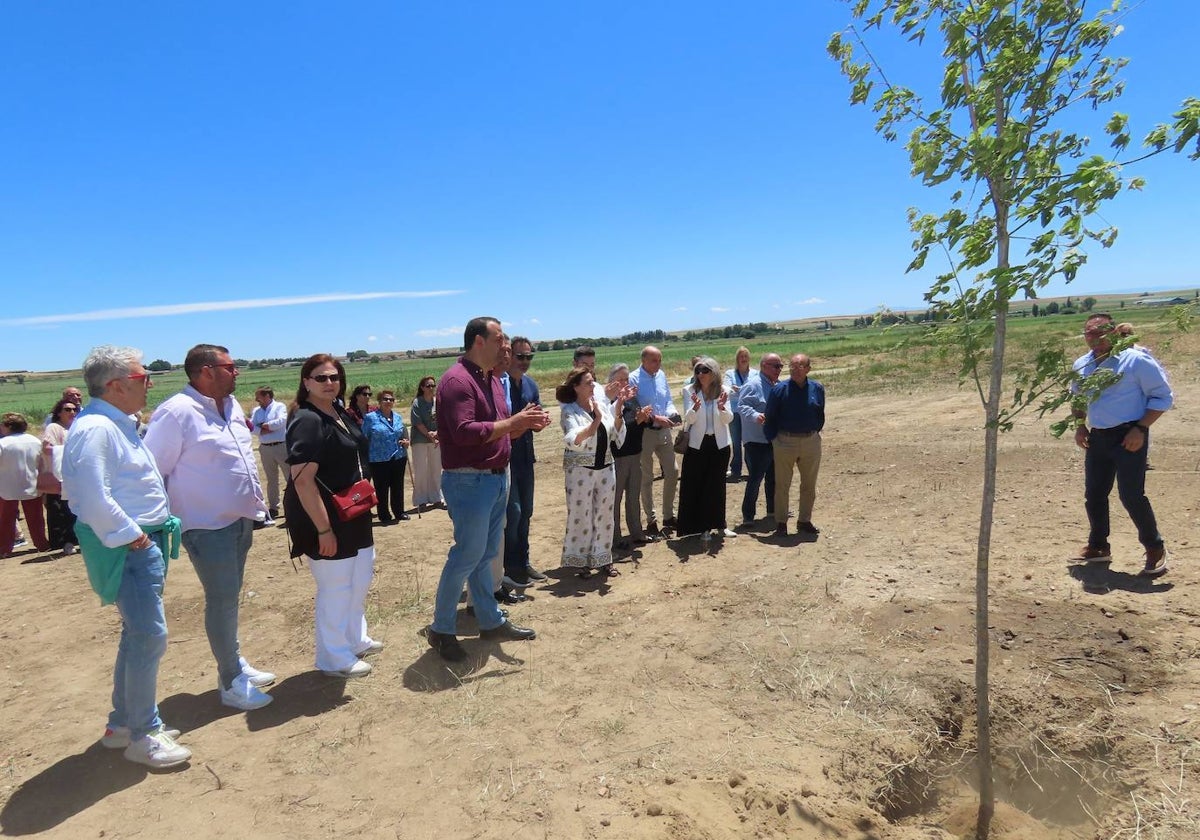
[1068,562,1174,595]
[156,673,350,736]
[540,566,616,598]
[403,631,530,693]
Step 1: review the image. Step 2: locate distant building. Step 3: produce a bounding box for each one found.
[1135,297,1189,307]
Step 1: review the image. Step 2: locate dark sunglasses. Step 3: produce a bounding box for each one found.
[514,353,535,361]
[694,366,712,375]
[62,406,80,412]
[380,396,395,402]
[310,374,341,383]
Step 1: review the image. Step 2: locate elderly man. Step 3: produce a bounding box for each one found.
[765,354,825,537]
[1071,313,1173,577]
[736,353,783,527]
[423,317,552,662]
[629,346,681,535]
[250,386,288,523]
[43,385,85,426]
[500,336,548,590]
[63,345,191,769]
[144,344,275,711]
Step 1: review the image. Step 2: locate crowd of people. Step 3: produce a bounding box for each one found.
[0,312,1173,772]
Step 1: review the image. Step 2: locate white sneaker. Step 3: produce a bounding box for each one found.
[322,660,372,679]
[720,528,738,538]
[63,543,78,555]
[239,656,276,687]
[355,639,384,657]
[219,673,274,710]
[102,724,181,749]
[123,729,191,769]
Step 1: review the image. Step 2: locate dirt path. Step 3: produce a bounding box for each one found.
[2,372,1198,839]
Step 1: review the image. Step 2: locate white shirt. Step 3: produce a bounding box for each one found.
[250,399,288,445]
[144,385,266,532]
[62,398,170,548]
[0,433,43,501]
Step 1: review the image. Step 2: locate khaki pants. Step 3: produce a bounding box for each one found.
[772,432,822,525]
[257,442,289,510]
[639,427,678,524]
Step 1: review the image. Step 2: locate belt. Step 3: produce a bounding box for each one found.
[1092,422,1134,433]
[444,467,506,475]
[778,430,818,437]
[261,442,284,446]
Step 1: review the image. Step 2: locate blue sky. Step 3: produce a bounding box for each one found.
[3,1,1197,371]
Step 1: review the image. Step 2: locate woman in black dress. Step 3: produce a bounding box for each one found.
[285,354,380,679]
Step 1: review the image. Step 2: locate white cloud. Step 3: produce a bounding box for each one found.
[711,306,730,313]
[0,290,464,327]
[529,318,541,325]
[367,335,378,342]
[795,297,825,306]
[673,306,688,312]
[416,327,461,338]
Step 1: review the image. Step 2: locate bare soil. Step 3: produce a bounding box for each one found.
[3,368,1199,839]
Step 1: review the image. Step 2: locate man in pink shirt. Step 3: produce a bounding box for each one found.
[423,317,551,662]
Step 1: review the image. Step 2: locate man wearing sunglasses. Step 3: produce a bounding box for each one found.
[501,336,548,591]
[144,344,276,712]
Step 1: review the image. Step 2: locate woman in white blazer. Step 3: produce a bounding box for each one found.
[557,367,627,578]
[677,356,736,543]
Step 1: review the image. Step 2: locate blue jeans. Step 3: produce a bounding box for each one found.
[729,414,744,478]
[1085,426,1162,549]
[433,471,507,635]
[181,518,253,689]
[110,542,168,739]
[504,462,535,577]
[741,441,776,522]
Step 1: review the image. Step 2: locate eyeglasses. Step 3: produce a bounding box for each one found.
[514,353,535,361]
[765,362,783,369]
[62,406,79,413]
[206,363,239,373]
[122,373,152,384]
[362,392,373,397]
[380,396,395,402]
[695,366,712,375]
[422,383,436,389]
[309,374,341,383]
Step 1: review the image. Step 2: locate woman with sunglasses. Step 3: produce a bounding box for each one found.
[677,356,737,544]
[344,385,374,429]
[41,398,80,553]
[284,355,379,679]
[409,376,444,509]
[361,389,410,524]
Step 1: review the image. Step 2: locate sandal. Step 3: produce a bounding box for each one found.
[600,564,620,577]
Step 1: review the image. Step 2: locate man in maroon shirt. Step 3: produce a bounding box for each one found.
[424,316,552,662]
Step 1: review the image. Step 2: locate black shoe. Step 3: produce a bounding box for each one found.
[465,605,509,618]
[502,572,533,589]
[773,524,787,538]
[379,516,396,525]
[525,565,548,582]
[422,626,467,662]
[397,512,411,521]
[268,508,279,520]
[662,517,678,530]
[496,588,525,605]
[479,620,536,642]
[796,521,820,535]
[645,520,661,536]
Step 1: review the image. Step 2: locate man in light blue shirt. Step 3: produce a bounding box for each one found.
[63,345,191,770]
[250,386,289,521]
[1071,313,1173,577]
[736,353,781,527]
[629,346,681,533]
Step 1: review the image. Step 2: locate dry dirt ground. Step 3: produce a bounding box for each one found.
[2,369,1199,840]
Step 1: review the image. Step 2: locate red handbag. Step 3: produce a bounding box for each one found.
[325,478,377,522]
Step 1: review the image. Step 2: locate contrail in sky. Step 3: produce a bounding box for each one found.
[1,290,464,326]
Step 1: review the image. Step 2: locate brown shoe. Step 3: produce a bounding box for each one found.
[1077,544,1112,564]
[1140,545,1168,578]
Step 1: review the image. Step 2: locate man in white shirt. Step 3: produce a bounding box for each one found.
[63,345,191,769]
[144,344,275,712]
[250,386,288,522]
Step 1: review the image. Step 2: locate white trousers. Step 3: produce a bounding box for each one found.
[307,547,375,672]
[411,443,444,506]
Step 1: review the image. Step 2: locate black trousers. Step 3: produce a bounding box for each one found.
[677,435,731,535]
[1084,425,1161,548]
[371,458,408,520]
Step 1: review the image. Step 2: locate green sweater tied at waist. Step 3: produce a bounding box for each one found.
[75,516,182,606]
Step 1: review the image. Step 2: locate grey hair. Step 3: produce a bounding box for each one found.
[82,345,142,398]
[692,355,722,401]
[607,362,629,382]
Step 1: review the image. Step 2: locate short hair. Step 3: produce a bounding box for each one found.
[510,335,532,350]
[183,344,230,381]
[1,412,28,434]
[1088,312,1113,324]
[255,386,274,399]
[377,388,396,403]
[463,316,499,351]
[608,363,629,382]
[573,345,596,362]
[555,367,592,404]
[82,345,142,398]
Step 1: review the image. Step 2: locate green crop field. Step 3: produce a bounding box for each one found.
[3,300,1193,428]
